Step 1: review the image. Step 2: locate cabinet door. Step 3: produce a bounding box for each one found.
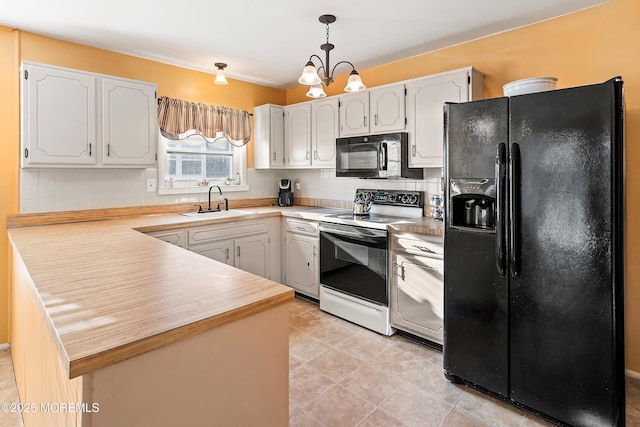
[407,71,470,168]
[22,64,97,166]
[284,103,312,167]
[191,240,234,266]
[311,98,338,167]
[254,104,284,169]
[102,78,157,166]
[339,91,369,136]
[235,234,269,279]
[390,253,444,343]
[284,233,318,298]
[370,84,406,133]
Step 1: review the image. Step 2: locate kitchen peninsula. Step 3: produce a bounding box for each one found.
[8,208,294,426]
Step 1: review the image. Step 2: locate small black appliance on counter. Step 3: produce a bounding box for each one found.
[278,179,294,207]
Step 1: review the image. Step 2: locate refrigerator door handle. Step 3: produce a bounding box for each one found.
[495,143,506,276]
[509,142,521,278]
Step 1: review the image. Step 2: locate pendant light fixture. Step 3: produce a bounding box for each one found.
[214,62,228,85]
[298,14,366,98]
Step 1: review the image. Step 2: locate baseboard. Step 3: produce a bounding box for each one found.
[0,343,10,352]
[627,369,640,381]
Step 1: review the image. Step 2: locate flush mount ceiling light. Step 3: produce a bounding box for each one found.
[214,62,228,85]
[298,14,366,99]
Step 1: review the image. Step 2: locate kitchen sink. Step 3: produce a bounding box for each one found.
[180,209,258,219]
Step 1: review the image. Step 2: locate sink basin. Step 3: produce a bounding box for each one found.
[180,210,257,219]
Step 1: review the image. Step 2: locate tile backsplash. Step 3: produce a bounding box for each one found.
[19,167,442,213]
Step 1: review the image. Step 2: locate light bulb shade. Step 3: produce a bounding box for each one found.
[344,70,366,92]
[214,69,228,85]
[298,61,322,85]
[306,84,327,99]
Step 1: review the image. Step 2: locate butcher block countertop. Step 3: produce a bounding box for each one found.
[8,208,295,379]
[7,204,442,379]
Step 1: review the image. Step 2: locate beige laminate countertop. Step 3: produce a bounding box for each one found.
[8,205,442,379]
[388,216,445,237]
[9,208,295,379]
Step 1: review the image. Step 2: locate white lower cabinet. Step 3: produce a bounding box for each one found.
[191,239,234,265]
[186,218,280,281]
[235,234,270,278]
[282,218,319,298]
[390,232,444,345]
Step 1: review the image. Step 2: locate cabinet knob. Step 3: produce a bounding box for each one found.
[363,116,368,127]
[273,151,276,161]
[225,248,230,260]
[374,114,378,126]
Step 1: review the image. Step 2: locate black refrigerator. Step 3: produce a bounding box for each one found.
[443,77,625,426]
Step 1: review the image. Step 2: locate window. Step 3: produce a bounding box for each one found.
[158,132,247,194]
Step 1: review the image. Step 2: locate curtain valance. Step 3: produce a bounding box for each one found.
[157,96,252,146]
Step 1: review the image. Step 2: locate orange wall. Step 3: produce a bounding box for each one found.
[0,27,19,345]
[289,0,640,371]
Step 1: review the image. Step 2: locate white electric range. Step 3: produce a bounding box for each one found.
[317,189,424,335]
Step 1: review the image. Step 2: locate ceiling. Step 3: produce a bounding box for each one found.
[1,0,609,89]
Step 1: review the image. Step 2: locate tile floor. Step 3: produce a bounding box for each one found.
[288,296,640,427]
[0,347,22,427]
[0,297,639,427]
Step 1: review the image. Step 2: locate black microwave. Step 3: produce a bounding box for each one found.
[335,132,423,179]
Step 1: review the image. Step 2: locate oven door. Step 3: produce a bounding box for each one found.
[336,140,387,178]
[319,223,388,305]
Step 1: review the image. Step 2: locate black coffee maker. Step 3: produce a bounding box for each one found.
[278,179,294,207]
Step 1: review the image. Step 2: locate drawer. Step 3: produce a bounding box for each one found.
[284,218,318,236]
[391,232,443,258]
[188,220,269,246]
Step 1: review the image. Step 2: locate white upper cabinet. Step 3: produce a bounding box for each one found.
[284,103,312,167]
[20,62,157,168]
[407,67,484,168]
[101,78,157,166]
[339,91,369,136]
[254,66,483,170]
[254,104,285,169]
[21,64,97,166]
[311,98,339,167]
[369,84,406,134]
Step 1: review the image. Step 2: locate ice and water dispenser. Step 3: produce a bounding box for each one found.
[449,179,496,231]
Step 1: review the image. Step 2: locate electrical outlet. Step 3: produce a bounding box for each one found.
[146,178,156,193]
[295,182,301,191]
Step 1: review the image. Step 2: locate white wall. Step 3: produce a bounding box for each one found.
[19,167,441,213]
[19,168,286,213]
[276,168,442,202]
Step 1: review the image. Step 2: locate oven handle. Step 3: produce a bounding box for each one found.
[319,223,387,239]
